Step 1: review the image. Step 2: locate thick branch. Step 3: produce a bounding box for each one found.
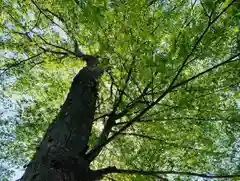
[87,58,136,162]
[87,118,115,162]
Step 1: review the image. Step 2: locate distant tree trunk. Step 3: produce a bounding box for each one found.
[20,67,104,181]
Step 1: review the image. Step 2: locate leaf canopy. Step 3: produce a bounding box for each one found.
[0,0,240,180]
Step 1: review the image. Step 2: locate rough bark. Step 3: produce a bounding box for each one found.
[20,67,103,181]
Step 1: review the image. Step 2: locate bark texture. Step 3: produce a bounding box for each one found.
[20,67,103,181]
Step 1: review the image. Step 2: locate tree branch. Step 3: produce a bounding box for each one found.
[168,0,236,89]
[39,47,68,56]
[114,131,228,154]
[0,52,43,76]
[42,8,64,22]
[86,0,238,160]
[87,52,239,160]
[100,167,240,180]
[87,57,137,162]
[112,56,136,114]
[30,0,65,31]
[116,116,235,125]
[38,35,75,56]
[172,53,240,89]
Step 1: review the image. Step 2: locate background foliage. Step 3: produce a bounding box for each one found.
[0,0,240,180]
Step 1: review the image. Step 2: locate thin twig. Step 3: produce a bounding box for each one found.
[0,52,43,76]
[101,167,240,179]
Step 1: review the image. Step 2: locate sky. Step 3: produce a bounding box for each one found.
[1,0,239,180]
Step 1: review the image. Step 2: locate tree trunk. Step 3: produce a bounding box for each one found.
[20,67,103,181]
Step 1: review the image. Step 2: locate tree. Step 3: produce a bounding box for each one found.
[0,0,240,180]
